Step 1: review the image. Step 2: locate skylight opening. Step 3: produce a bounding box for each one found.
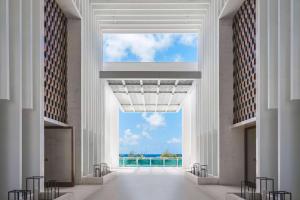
[103,33,198,63]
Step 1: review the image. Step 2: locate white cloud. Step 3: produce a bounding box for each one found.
[142,113,166,128]
[141,131,152,139]
[173,54,183,62]
[120,129,140,145]
[103,33,173,62]
[103,33,198,62]
[136,124,141,129]
[178,33,198,46]
[167,137,181,144]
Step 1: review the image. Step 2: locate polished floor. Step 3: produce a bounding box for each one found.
[81,168,239,200]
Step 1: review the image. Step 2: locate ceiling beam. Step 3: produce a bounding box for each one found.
[166,80,179,112]
[140,80,147,112]
[112,91,188,94]
[155,80,160,112]
[90,0,211,4]
[122,80,135,112]
[98,23,202,30]
[101,29,201,33]
[93,9,207,16]
[96,20,203,25]
[95,15,205,21]
[121,104,180,106]
[92,3,209,10]
[100,71,202,79]
[109,84,192,86]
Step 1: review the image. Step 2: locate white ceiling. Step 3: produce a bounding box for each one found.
[91,0,209,32]
[107,79,194,112]
[92,0,204,112]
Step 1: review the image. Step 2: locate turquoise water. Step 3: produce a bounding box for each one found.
[119,157,182,167]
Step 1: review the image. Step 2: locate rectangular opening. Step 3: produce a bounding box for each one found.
[119,111,182,167]
[103,33,198,63]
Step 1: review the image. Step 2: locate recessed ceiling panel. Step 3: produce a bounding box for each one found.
[107,79,193,112]
[115,93,131,105]
[170,93,186,105]
[144,93,157,105]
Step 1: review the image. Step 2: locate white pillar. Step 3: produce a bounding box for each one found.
[182,91,192,169]
[22,0,33,109]
[256,0,278,188]
[0,0,23,198]
[290,0,300,99]
[0,0,10,100]
[278,0,300,198]
[22,0,44,188]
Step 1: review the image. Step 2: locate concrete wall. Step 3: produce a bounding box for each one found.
[67,19,81,184]
[219,18,245,185]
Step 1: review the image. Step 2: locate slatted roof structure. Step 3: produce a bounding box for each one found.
[91,0,206,112]
[91,0,209,33]
[108,79,194,112]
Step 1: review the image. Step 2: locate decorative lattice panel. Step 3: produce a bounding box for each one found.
[232,0,256,124]
[44,0,68,123]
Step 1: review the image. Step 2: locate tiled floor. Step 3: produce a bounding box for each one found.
[81,168,239,200]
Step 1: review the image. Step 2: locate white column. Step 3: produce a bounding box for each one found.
[290,0,300,100]
[0,0,22,198]
[103,83,120,168]
[22,0,33,109]
[0,0,10,100]
[256,0,278,188]
[182,92,192,169]
[22,0,44,188]
[278,0,300,198]
[267,0,278,108]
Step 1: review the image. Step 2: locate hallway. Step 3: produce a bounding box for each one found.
[84,168,239,200]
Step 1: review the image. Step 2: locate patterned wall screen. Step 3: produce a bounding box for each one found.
[44,0,68,123]
[232,0,256,124]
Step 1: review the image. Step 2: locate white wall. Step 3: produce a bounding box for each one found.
[256,0,300,197]
[182,85,198,169]
[104,84,120,168]
[80,0,103,176]
[197,0,222,177]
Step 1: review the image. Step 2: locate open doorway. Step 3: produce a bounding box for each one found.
[119,111,182,167]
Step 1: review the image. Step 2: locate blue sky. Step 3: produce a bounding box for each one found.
[119,111,182,155]
[104,33,191,155]
[103,33,198,62]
